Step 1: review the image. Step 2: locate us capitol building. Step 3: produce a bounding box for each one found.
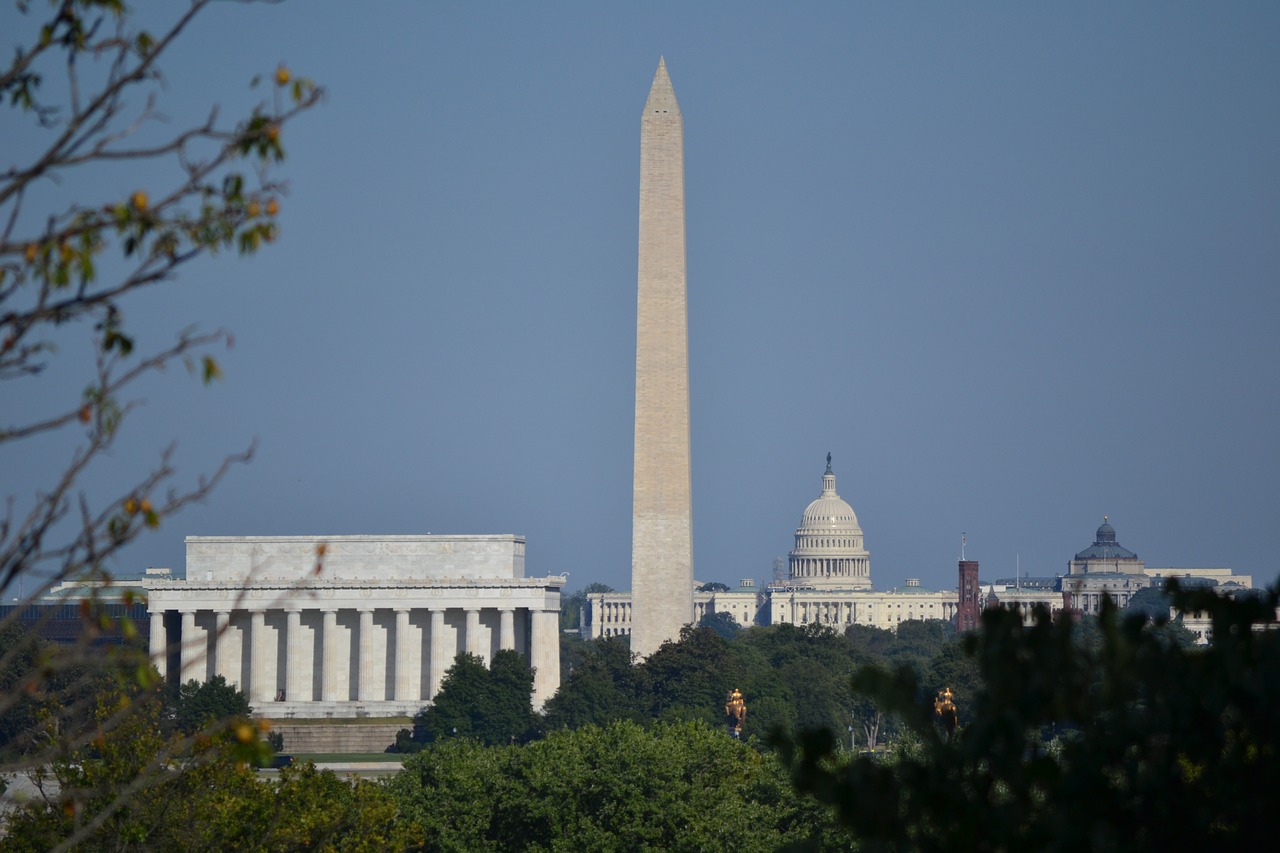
[583,456,959,639]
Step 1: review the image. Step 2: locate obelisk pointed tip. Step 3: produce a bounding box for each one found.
[644,57,679,116]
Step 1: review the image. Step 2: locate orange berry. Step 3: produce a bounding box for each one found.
[131,191,148,211]
[266,198,280,216]
[247,201,261,218]
[123,498,139,515]
[139,498,152,514]
[275,65,290,86]
[24,243,38,263]
[266,124,279,143]
[79,405,92,423]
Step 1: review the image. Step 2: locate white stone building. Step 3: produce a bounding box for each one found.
[789,455,871,590]
[1061,518,1149,615]
[580,457,958,639]
[767,457,956,630]
[765,578,958,632]
[583,579,761,640]
[147,535,564,714]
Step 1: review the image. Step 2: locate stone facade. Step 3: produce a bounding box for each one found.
[271,722,406,754]
[1062,519,1149,614]
[764,579,958,631]
[631,58,694,659]
[584,579,762,641]
[147,535,564,713]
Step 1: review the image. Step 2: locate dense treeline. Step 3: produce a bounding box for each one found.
[782,581,1280,851]
[6,585,1272,850]
[389,720,851,851]
[1,665,418,851]
[398,615,978,753]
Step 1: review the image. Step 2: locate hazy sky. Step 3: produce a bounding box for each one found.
[5,1,1278,595]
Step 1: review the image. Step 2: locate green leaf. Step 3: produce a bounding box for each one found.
[202,355,222,384]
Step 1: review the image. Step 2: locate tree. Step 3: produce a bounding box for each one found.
[3,681,421,851]
[172,675,250,736]
[640,625,741,726]
[402,651,538,749]
[697,607,741,639]
[845,622,896,660]
[389,720,852,851]
[779,583,1280,851]
[559,582,614,630]
[1125,584,1173,620]
[543,635,643,730]
[735,622,858,739]
[0,0,321,842]
[696,581,730,592]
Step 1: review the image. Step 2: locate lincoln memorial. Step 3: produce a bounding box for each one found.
[146,534,565,713]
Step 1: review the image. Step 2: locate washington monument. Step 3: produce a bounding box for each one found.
[630,58,693,659]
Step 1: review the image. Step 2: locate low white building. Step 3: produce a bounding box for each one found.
[583,579,762,640]
[764,578,957,632]
[147,534,564,714]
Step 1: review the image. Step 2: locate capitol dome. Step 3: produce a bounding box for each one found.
[788,455,872,590]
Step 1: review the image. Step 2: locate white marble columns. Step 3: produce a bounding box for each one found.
[149,612,167,679]
[179,610,198,682]
[465,608,483,664]
[394,609,412,701]
[321,609,338,702]
[285,609,303,702]
[151,603,560,710]
[429,607,448,701]
[213,610,230,679]
[249,610,268,704]
[500,608,515,651]
[357,609,376,701]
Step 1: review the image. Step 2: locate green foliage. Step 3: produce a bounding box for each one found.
[2,671,418,850]
[389,719,851,851]
[543,635,643,730]
[1125,584,1173,620]
[0,624,47,754]
[2,0,323,802]
[845,623,897,659]
[404,650,538,749]
[545,618,970,745]
[559,582,614,630]
[641,626,742,726]
[696,607,742,638]
[696,581,731,592]
[779,584,1280,851]
[172,675,251,735]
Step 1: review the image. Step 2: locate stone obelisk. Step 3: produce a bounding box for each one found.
[630,58,693,659]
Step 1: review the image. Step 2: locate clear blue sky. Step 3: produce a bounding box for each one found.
[5,1,1278,594]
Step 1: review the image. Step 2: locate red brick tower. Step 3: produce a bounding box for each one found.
[956,560,981,633]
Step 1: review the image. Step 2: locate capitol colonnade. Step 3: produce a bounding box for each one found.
[148,535,564,713]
